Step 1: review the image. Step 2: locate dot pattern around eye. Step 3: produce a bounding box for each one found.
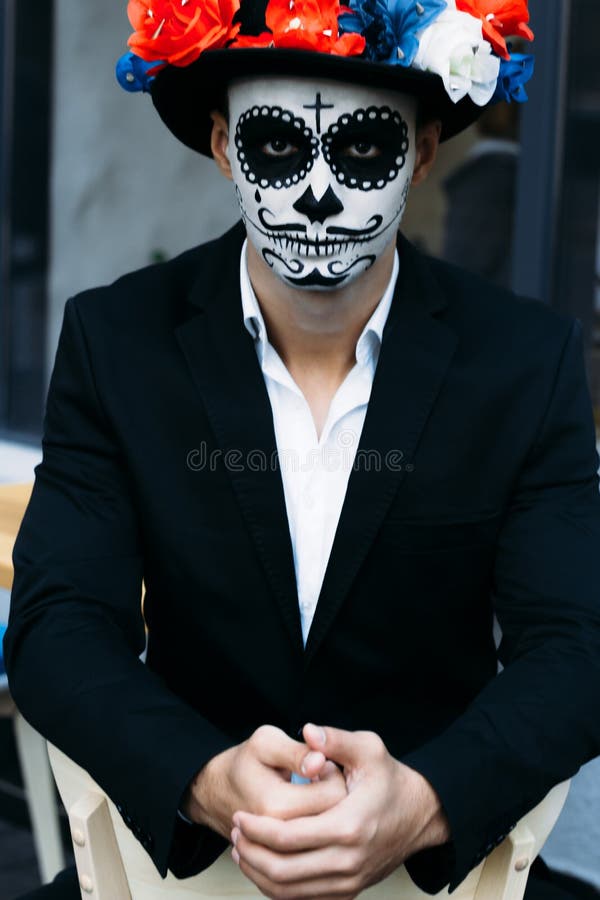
[321,107,410,191]
[234,105,320,189]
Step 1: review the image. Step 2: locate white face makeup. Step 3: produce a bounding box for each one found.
[226,77,417,290]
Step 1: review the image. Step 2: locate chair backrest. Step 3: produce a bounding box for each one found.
[47,741,570,900]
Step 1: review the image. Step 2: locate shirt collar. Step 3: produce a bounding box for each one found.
[240,241,268,367]
[354,249,398,371]
[240,239,399,374]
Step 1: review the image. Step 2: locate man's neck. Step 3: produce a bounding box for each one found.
[245,238,397,384]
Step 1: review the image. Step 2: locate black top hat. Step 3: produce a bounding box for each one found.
[117,0,535,156]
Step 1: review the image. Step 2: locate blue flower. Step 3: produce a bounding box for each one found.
[340,0,447,66]
[116,51,166,93]
[492,53,535,103]
[340,0,396,62]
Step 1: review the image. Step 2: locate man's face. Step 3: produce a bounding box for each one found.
[227,76,417,290]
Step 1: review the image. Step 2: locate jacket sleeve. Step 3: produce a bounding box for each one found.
[3,297,234,878]
[401,318,600,894]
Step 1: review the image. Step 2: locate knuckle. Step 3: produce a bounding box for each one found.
[250,724,272,750]
[344,849,364,877]
[363,730,385,756]
[264,859,286,884]
[259,797,286,820]
[334,848,361,878]
[339,817,362,845]
[269,804,288,821]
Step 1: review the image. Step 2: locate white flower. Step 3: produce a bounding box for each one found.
[412,7,500,106]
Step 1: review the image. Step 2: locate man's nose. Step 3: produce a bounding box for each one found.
[292,185,344,225]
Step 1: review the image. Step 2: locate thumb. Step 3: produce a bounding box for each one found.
[302,723,363,768]
[250,725,326,778]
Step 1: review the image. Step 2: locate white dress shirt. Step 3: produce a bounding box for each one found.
[240,241,399,645]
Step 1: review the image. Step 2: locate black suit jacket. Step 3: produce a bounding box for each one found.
[5,222,600,894]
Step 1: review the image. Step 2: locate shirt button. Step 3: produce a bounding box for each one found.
[303,489,315,509]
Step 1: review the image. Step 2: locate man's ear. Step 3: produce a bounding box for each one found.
[210,110,233,181]
[412,120,442,186]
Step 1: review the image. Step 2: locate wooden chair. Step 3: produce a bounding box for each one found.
[47,741,570,900]
[0,481,65,883]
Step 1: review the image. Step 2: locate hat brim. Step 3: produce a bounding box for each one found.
[151,47,484,155]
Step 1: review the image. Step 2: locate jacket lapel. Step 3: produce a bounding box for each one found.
[174,224,304,654]
[303,237,458,665]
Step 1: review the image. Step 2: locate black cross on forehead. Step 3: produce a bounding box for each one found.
[302,92,334,134]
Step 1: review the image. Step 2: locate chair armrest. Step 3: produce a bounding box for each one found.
[69,791,131,900]
[48,742,131,900]
[473,780,570,900]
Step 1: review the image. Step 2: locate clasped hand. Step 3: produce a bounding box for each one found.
[183,722,449,900]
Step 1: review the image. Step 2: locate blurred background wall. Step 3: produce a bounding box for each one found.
[0,0,599,895]
[47,4,239,374]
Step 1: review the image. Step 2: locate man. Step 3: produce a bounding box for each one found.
[5,0,600,898]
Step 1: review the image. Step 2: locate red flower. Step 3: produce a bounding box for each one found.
[456,0,534,59]
[231,0,365,56]
[127,0,241,67]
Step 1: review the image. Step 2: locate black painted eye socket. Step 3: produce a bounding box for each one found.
[342,142,382,159]
[322,107,410,191]
[234,106,319,189]
[262,138,300,158]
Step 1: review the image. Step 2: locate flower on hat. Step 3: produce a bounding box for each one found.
[492,51,534,102]
[231,0,366,56]
[127,0,241,67]
[340,0,446,66]
[116,50,167,91]
[454,0,533,60]
[117,0,536,115]
[412,6,500,105]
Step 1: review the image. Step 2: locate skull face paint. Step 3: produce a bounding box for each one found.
[227,77,417,290]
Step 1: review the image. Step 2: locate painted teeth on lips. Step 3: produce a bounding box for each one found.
[267,233,364,256]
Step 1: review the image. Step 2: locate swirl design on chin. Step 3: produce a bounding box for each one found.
[328,256,376,276]
[262,249,304,274]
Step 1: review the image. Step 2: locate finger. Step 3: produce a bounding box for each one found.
[302,750,330,779]
[233,847,359,900]
[318,760,345,782]
[247,772,347,821]
[233,827,356,885]
[251,724,326,777]
[234,800,355,852]
[303,724,382,769]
